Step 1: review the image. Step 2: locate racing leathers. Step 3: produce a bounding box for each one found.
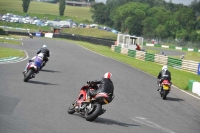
[85,78,114,101]
[157,70,171,90]
[37,47,50,64]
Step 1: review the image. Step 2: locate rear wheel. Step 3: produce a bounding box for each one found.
[85,103,102,121]
[67,100,76,114]
[162,90,167,100]
[24,69,33,82]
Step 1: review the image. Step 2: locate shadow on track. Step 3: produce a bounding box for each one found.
[166,97,184,101]
[28,80,58,85]
[40,69,60,73]
[94,117,140,127]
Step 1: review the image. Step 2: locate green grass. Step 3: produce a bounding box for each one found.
[0,21,51,32]
[66,40,200,91]
[171,51,200,62]
[0,0,93,23]
[0,46,24,58]
[0,35,22,45]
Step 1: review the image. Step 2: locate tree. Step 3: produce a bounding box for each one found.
[156,24,168,39]
[22,0,30,13]
[59,0,66,16]
[142,17,158,38]
[90,3,108,24]
[112,2,149,35]
[164,20,179,39]
[174,7,196,32]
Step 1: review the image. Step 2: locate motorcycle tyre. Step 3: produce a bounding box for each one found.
[67,100,76,114]
[24,69,33,82]
[85,103,102,122]
[162,90,168,100]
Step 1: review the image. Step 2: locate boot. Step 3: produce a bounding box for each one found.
[83,96,91,103]
[84,98,91,103]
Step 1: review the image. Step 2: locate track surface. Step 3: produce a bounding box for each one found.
[0,37,200,133]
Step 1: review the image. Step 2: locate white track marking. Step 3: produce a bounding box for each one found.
[0,50,29,64]
[132,117,175,133]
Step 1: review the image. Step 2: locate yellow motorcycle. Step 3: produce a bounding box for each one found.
[160,80,171,100]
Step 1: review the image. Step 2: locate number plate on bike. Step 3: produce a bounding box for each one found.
[163,85,169,90]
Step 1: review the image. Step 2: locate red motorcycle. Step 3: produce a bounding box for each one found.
[159,80,171,100]
[68,83,115,121]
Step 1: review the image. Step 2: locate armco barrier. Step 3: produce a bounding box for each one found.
[5,31,114,47]
[53,34,114,47]
[7,31,45,37]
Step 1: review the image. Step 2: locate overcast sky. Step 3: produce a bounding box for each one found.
[96,0,194,5]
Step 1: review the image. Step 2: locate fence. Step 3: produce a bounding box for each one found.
[112,45,200,74]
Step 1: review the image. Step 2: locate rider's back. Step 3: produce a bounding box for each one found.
[98,78,114,94]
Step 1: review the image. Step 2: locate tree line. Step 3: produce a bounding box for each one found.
[90,0,200,44]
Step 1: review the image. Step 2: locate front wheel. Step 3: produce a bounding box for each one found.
[24,69,34,82]
[85,103,102,121]
[67,100,76,114]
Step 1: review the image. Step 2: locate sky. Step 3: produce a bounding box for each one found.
[165,0,193,5]
[95,0,194,5]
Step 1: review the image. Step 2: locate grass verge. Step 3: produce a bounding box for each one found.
[0,35,22,45]
[0,46,24,58]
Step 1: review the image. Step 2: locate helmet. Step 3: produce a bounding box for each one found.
[104,72,112,79]
[162,65,168,71]
[38,53,44,59]
[43,45,47,48]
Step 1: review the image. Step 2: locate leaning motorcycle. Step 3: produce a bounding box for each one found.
[159,80,171,100]
[68,83,115,121]
[23,61,40,82]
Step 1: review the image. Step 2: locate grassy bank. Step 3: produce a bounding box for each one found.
[67,40,200,91]
[0,0,92,23]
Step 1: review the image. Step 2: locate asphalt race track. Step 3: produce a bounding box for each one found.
[0,37,200,133]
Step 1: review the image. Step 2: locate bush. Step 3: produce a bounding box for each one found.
[0,28,6,35]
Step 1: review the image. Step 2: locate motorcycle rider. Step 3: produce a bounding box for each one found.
[23,53,44,77]
[36,45,50,67]
[157,65,172,91]
[84,72,114,103]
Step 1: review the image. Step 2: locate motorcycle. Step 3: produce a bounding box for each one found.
[159,80,171,100]
[29,33,33,39]
[23,56,43,82]
[67,83,115,121]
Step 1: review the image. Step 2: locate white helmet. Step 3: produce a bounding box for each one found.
[43,45,47,48]
[104,72,112,79]
[162,65,168,71]
[38,53,44,59]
